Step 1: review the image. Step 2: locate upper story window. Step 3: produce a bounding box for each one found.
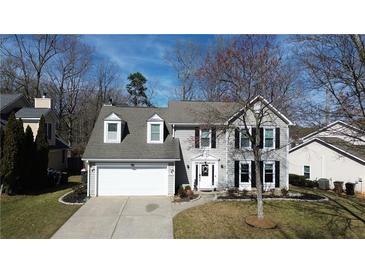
[240,128,250,148]
[264,128,274,148]
[200,129,211,148]
[104,112,122,143]
[304,165,310,179]
[147,114,164,144]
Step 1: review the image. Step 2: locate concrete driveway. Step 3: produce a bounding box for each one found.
[52,196,173,239]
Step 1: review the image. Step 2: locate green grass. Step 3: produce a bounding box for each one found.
[0,177,82,239]
[173,186,365,239]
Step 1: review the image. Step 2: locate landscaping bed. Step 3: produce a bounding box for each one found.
[59,182,87,204]
[173,194,200,203]
[217,191,326,201]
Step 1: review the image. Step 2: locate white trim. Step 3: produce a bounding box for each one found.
[239,160,251,185]
[263,127,275,149]
[289,137,365,165]
[81,158,180,162]
[303,165,311,179]
[227,95,294,126]
[264,161,275,188]
[200,128,211,148]
[104,112,121,121]
[147,121,163,143]
[170,122,222,126]
[104,120,121,143]
[86,161,90,197]
[192,160,218,190]
[147,113,163,122]
[302,120,365,141]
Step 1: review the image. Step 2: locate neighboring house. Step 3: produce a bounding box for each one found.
[0,93,31,128]
[83,96,293,197]
[289,121,365,193]
[0,93,69,170]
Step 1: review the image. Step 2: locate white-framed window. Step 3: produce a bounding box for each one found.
[240,127,251,148]
[103,112,122,143]
[264,161,275,184]
[200,128,211,148]
[304,165,310,179]
[147,121,163,143]
[264,128,275,148]
[240,161,251,183]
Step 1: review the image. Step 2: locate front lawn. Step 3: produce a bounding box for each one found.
[0,176,82,239]
[173,186,365,239]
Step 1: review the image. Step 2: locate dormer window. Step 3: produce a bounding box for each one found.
[104,112,122,143]
[147,114,164,144]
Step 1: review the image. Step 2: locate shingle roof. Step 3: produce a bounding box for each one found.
[83,106,180,160]
[317,137,365,162]
[15,108,51,119]
[49,137,70,150]
[0,94,23,111]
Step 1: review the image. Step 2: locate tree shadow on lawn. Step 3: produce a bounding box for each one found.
[18,181,80,196]
[266,201,363,239]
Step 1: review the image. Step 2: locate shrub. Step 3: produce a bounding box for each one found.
[227,188,237,196]
[35,115,49,189]
[177,185,187,198]
[73,183,87,196]
[281,188,288,196]
[289,174,317,188]
[184,185,191,191]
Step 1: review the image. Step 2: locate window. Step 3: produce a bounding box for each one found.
[304,165,310,179]
[240,129,250,148]
[46,123,52,139]
[264,128,274,148]
[150,124,161,141]
[201,164,209,176]
[240,163,250,183]
[107,123,118,141]
[264,163,274,183]
[200,129,211,148]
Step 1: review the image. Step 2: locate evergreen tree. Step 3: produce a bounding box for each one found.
[126,72,153,106]
[23,125,35,192]
[0,127,4,160]
[0,113,22,194]
[35,115,49,188]
[15,118,26,191]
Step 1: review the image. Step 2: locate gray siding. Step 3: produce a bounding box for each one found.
[168,162,175,195]
[89,164,96,197]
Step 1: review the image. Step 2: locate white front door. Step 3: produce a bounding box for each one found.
[195,162,217,189]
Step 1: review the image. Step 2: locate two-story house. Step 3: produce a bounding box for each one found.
[0,93,69,170]
[82,96,293,196]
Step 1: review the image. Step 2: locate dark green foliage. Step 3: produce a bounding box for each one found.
[289,174,318,188]
[0,126,4,160]
[23,126,36,191]
[177,185,187,198]
[184,185,191,191]
[126,72,152,106]
[0,113,23,194]
[35,115,49,188]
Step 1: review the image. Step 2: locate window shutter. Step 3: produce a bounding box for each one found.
[251,161,256,187]
[234,161,239,187]
[251,128,256,148]
[212,165,215,186]
[275,161,280,187]
[195,127,200,148]
[235,128,240,149]
[211,127,216,148]
[259,128,264,148]
[260,161,264,189]
[275,128,280,149]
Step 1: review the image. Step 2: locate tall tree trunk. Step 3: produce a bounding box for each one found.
[254,123,264,220]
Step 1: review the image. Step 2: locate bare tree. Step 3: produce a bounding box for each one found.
[0,35,60,98]
[165,40,203,100]
[196,35,298,221]
[293,35,365,133]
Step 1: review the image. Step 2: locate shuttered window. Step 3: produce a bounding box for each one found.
[240,129,250,148]
[264,128,274,148]
[200,129,210,148]
[240,163,250,183]
[264,163,274,183]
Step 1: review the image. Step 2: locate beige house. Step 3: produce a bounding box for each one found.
[289,121,365,193]
[15,95,69,170]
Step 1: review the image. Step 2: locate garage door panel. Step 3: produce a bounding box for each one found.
[97,165,168,196]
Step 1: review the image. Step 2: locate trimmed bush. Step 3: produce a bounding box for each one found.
[184,185,191,191]
[177,185,187,198]
[289,174,317,188]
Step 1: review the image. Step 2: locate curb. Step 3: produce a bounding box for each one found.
[58,191,86,205]
[216,196,328,202]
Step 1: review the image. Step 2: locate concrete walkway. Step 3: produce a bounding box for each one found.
[52,194,216,239]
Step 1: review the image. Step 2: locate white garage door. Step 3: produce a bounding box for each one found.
[97,164,168,196]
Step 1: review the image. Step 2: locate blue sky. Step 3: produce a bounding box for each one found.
[82,35,220,106]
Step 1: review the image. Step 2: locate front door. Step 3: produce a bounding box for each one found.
[196,162,216,189]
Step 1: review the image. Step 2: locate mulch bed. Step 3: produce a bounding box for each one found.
[245,215,277,229]
[173,194,200,203]
[217,192,325,201]
[62,191,87,204]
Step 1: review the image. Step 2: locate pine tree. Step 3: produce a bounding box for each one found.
[23,125,35,192]
[0,113,22,194]
[35,115,49,189]
[0,127,4,160]
[126,72,153,106]
[15,118,26,192]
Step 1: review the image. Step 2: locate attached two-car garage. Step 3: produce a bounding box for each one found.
[96,163,169,196]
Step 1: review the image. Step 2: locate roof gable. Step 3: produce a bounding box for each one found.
[104,112,121,121]
[227,96,294,126]
[147,113,163,122]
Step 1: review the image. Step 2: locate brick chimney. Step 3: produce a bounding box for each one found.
[35,92,52,109]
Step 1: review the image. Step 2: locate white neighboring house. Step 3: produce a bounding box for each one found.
[289,121,365,193]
